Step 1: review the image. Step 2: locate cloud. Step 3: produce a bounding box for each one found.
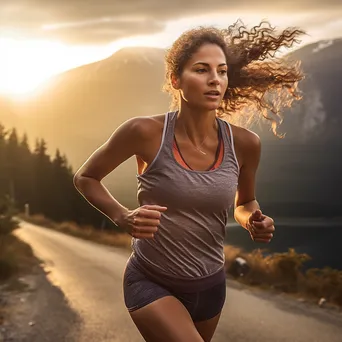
[1,0,341,44]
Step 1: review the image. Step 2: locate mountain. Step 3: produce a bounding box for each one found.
[1,40,341,216]
[269,38,342,144]
[251,38,342,217]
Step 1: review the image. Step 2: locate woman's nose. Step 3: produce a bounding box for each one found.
[208,72,220,85]
[209,77,220,86]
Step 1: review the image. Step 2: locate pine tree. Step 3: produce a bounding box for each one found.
[50,149,72,221]
[16,133,34,211]
[32,138,52,215]
[6,128,19,203]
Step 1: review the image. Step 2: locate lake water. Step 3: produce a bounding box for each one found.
[224,219,342,271]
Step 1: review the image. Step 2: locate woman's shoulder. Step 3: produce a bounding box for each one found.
[230,124,260,147]
[123,113,166,140]
[229,123,261,165]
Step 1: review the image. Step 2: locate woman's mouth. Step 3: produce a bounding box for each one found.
[204,90,221,100]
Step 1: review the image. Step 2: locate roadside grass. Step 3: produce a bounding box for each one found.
[0,234,37,282]
[0,233,39,327]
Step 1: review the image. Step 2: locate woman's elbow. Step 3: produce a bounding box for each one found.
[73,172,82,190]
[73,172,100,192]
[73,170,87,190]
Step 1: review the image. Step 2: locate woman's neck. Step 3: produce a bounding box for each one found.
[175,105,218,143]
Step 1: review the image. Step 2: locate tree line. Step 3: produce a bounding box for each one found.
[0,123,113,229]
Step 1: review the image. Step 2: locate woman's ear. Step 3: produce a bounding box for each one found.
[171,74,180,90]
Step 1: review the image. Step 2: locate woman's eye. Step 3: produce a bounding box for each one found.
[219,70,228,75]
[196,69,206,73]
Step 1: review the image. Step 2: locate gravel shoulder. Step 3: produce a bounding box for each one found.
[0,263,81,342]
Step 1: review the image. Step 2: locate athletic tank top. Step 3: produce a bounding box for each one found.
[132,111,240,280]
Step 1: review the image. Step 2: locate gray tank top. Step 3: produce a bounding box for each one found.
[132,111,239,280]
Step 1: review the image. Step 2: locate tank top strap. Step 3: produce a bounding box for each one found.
[217,118,239,171]
[162,110,178,157]
[217,118,230,155]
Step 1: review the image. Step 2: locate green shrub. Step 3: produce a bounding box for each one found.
[0,195,19,236]
[0,256,18,280]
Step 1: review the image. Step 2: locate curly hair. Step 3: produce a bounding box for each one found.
[162,20,306,136]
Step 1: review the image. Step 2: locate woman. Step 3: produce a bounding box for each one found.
[74,21,304,342]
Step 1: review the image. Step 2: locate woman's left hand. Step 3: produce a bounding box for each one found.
[247,209,275,243]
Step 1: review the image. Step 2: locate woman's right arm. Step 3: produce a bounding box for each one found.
[73,117,166,238]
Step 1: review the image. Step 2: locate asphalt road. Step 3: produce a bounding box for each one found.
[15,221,342,342]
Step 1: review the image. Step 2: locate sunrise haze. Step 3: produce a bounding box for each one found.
[1,1,342,95]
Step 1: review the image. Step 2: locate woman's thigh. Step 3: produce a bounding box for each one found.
[184,280,226,341]
[130,295,204,342]
[194,312,222,342]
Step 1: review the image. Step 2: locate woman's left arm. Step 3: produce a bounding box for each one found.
[233,129,275,243]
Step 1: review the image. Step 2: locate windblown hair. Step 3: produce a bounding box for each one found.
[163,20,306,136]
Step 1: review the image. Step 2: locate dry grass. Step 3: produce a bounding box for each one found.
[19,213,342,308]
[0,234,37,282]
[58,221,132,249]
[19,214,132,250]
[303,267,342,306]
[224,245,342,307]
[0,232,39,330]
[19,214,57,230]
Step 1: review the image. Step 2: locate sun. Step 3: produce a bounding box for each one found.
[0,38,61,96]
[0,34,167,98]
[0,38,115,98]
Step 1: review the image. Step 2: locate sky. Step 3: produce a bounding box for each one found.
[1,0,342,96]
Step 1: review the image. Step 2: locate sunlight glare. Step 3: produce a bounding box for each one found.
[0,38,112,97]
[0,35,165,98]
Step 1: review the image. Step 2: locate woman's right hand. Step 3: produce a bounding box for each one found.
[117,205,167,239]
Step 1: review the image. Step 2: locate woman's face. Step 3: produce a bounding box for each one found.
[174,43,228,111]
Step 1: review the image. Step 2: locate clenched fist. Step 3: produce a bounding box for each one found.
[117,205,167,239]
[247,209,275,243]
